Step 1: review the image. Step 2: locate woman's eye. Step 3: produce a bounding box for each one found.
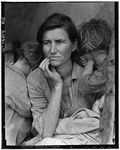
[43,42,47,45]
[43,41,51,45]
[56,40,65,44]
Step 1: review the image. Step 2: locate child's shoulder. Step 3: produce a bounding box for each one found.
[98,57,109,70]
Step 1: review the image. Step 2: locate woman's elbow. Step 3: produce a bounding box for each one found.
[42,130,54,138]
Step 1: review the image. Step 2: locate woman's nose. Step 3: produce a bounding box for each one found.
[50,43,57,54]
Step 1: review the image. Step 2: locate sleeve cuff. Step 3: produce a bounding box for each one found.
[33,116,45,137]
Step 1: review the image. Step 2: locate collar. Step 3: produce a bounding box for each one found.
[6,62,27,79]
[71,61,83,80]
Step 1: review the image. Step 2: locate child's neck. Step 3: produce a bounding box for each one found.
[14,59,31,76]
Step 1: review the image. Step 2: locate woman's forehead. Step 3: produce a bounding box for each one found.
[43,28,69,40]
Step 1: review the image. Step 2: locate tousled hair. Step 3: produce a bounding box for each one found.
[78,19,112,53]
[20,42,44,70]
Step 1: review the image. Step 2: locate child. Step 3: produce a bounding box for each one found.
[5,42,43,145]
[77,19,112,113]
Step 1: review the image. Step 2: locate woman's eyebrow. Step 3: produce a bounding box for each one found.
[43,39,51,42]
[56,39,66,41]
[55,39,66,41]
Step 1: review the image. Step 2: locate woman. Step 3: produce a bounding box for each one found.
[27,13,102,145]
[5,42,43,145]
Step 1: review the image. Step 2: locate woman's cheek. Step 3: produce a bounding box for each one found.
[43,48,49,58]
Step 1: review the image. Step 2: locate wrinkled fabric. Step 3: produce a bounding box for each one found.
[5,62,32,145]
[56,108,100,135]
[33,116,45,136]
[79,58,108,94]
[27,62,101,136]
[35,108,101,145]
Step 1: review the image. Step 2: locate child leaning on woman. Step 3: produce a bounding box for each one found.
[77,19,112,114]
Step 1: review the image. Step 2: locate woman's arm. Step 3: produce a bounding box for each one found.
[27,58,63,138]
[42,84,62,138]
[39,58,63,138]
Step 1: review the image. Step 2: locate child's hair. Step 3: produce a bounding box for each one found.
[78,19,112,54]
[20,42,44,70]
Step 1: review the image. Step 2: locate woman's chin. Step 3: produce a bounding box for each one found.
[50,63,60,67]
[50,61,61,67]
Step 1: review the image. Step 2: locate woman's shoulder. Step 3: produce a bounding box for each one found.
[73,61,83,76]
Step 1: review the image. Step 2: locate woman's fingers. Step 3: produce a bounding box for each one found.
[51,67,61,79]
[39,58,49,68]
[44,61,53,77]
[39,58,50,77]
[39,58,62,86]
[51,67,57,74]
[40,58,56,79]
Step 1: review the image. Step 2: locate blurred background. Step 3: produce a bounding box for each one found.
[3,2,115,63]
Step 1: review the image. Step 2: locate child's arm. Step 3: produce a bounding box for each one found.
[81,60,95,78]
[5,104,25,145]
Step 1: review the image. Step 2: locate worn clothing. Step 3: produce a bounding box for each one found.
[27,62,101,136]
[56,108,100,134]
[5,62,32,145]
[36,108,101,145]
[22,107,103,145]
[79,58,108,94]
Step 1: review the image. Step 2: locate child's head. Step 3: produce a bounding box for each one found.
[20,42,44,71]
[78,19,112,53]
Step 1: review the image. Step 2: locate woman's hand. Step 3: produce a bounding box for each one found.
[39,58,63,87]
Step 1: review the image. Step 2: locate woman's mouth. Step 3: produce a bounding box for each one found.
[49,56,61,60]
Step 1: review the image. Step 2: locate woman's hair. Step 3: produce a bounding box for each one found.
[78,19,112,53]
[36,13,81,60]
[20,42,44,70]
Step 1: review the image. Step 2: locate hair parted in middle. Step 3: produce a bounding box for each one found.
[36,13,82,60]
[77,19,112,54]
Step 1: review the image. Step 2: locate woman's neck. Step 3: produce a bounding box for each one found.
[55,58,73,80]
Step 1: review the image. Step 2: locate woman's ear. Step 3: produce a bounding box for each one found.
[72,39,78,52]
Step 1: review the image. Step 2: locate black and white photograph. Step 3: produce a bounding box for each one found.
[1,1,118,149]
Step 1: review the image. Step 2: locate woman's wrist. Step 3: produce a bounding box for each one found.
[54,82,63,91]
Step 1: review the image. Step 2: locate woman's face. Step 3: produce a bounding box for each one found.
[42,28,77,67]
